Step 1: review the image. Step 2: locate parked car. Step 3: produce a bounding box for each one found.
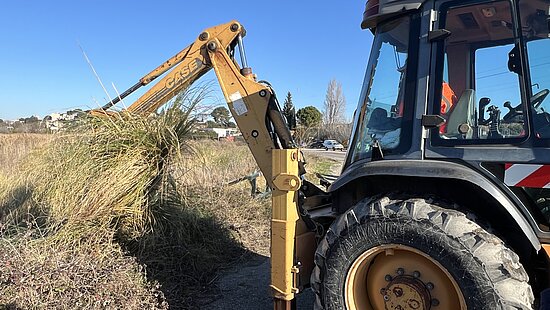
[308,140,325,149]
[323,139,344,151]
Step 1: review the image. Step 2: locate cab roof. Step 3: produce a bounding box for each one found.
[362,0,424,29]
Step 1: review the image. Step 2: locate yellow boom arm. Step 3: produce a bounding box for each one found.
[91,21,315,310]
[92,21,295,188]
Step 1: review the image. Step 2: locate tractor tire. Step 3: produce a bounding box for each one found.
[311,195,534,310]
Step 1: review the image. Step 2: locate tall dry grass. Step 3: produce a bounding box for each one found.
[0,88,266,309]
[0,134,51,174]
[0,90,336,309]
[0,102,198,308]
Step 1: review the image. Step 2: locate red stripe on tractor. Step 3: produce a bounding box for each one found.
[505,163,513,170]
[515,165,550,188]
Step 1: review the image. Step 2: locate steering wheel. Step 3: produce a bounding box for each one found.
[532,88,549,109]
[502,89,550,123]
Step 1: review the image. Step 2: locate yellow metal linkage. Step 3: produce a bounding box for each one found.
[271,149,301,309]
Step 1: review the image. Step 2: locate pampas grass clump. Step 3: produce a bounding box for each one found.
[0,89,235,309]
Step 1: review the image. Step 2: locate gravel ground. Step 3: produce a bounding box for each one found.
[202,255,314,309]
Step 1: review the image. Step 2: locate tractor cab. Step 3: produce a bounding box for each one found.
[431,0,550,142]
[316,1,550,308]
[344,0,550,223]
[349,0,550,162]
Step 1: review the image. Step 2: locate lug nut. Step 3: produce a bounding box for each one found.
[431,299,440,306]
[426,282,434,290]
[413,270,421,278]
[396,268,404,275]
[383,295,390,301]
[380,288,387,295]
[385,274,392,282]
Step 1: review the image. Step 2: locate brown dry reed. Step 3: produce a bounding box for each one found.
[0,87,335,309]
[0,88,256,309]
[8,89,197,240]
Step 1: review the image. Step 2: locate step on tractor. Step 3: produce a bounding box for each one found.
[92,0,550,309]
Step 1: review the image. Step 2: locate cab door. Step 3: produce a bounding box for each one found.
[425,0,550,241]
[426,0,530,156]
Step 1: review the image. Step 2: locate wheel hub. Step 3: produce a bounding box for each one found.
[381,274,432,310]
[344,245,465,310]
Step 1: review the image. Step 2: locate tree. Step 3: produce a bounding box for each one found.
[210,106,231,127]
[19,116,40,124]
[296,106,322,128]
[295,106,322,145]
[206,120,218,128]
[26,116,40,123]
[322,79,346,128]
[282,92,296,130]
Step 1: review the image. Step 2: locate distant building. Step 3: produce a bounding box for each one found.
[44,112,78,131]
[205,127,240,140]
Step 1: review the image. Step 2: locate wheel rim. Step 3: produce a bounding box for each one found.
[345,244,466,310]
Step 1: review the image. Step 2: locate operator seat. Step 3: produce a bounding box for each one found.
[367,107,402,149]
[445,89,476,139]
[367,108,400,133]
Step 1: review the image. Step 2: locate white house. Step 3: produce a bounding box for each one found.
[44,112,78,131]
[205,127,240,140]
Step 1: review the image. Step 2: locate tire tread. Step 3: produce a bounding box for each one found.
[311,195,534,310]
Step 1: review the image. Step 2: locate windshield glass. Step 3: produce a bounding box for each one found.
[522,0,550,138]
[519,0,550,224]
[350,16,412,163]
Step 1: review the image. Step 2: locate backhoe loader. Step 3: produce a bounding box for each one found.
[93,0,550,309]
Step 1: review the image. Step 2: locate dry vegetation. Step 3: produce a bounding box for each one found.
[0,94,336,309]
[0,133,51,173]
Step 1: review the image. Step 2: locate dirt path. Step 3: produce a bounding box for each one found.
[202,255,314,309]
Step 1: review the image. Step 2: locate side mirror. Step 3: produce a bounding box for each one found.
[428,29,452,42]
[508,45,522,75]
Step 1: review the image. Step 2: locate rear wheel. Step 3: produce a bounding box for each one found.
[311,196,534,310]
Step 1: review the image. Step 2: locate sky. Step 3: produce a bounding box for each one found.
[0,0,372,120]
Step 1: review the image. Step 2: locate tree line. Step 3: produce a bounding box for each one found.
[0,116,47,134]
[283,79,351,146]
[3,79,351,142]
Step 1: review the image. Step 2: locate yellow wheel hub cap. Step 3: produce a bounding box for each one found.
[344,244,467,310]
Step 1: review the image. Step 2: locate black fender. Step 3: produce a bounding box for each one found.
[330,159,541,252]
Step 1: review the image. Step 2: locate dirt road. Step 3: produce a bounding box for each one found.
[302,148,347,164]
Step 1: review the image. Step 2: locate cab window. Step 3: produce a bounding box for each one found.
[435,0,526,142]
[350,15,415,162]
[523,0,550,138]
